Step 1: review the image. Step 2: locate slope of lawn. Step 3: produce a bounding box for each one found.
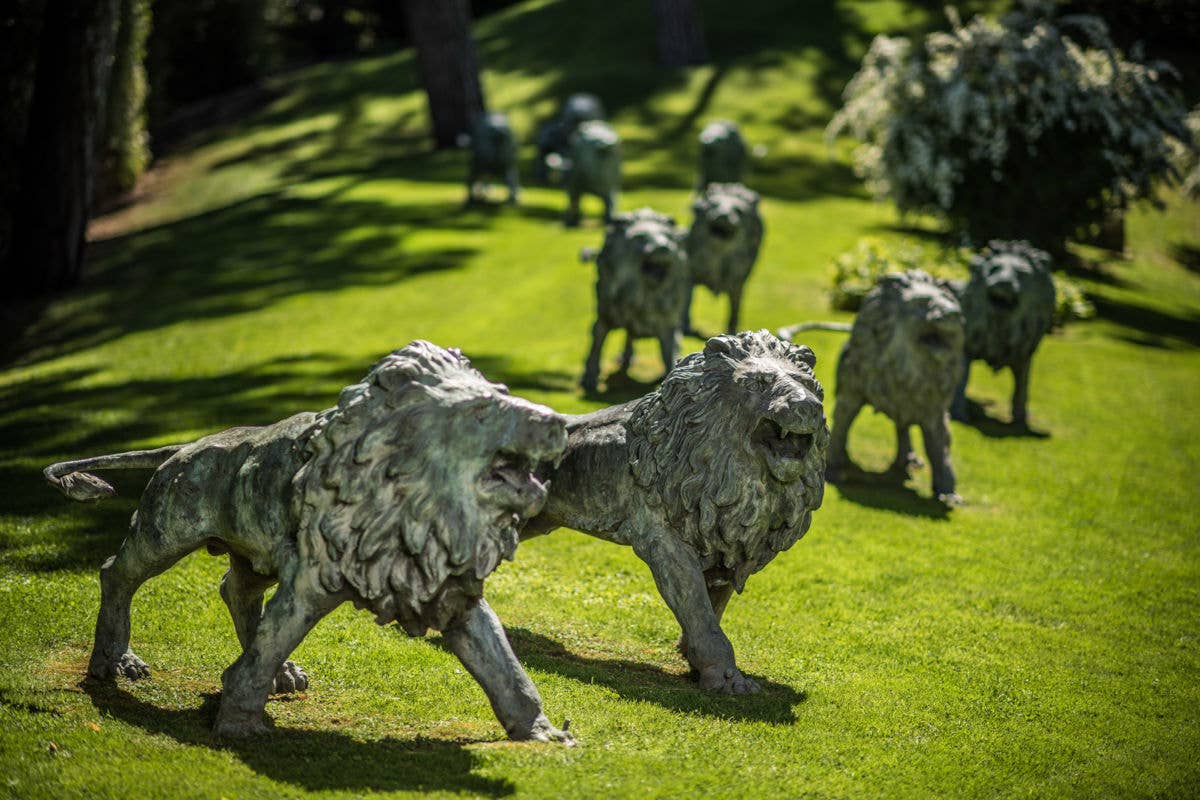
[2,0,1199,797]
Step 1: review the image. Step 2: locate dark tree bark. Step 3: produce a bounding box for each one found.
[100,0,151,198]
[0,0,48,282]
[404,0,485,149]
[4,0,120,297]
[651,0,708,67]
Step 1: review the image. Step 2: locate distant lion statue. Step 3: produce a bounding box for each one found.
[563,120,621,226]
[826,270,965,505]
[526,331,829,694]
[581,208,690,391]
[535,93,606,183]
[45,341,573,742]
[697,120,747,189]
[684,182,764,336]
[949,241,1056,427]
[463,111,520,205]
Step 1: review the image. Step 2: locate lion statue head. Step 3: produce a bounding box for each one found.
[293,341,567,635]
[698,120,748,188]
[626,330,829,588]
[837,270,965,424]
[686,182,763,294]
[957,240,1056,369]
[595,208,691,336]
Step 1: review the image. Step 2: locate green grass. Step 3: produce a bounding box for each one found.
[2,0,1199,797]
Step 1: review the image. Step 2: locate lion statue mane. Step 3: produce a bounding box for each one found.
[684,182,764,335]
[828,270,965,504]
[528,330,829,694]
[45,341,572,742]
[950,240,1056,426]
[581,207,690,391]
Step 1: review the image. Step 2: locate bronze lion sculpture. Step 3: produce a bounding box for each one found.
[45,341,573,742]
[684,182,764,336]
[948,241,1056,427]
[527,331,828,694]
[581,208,690,392]
[464,111,519,205]
[534,92,606,184]
[827,270,965,505]
[563,120,621,226]
[697,120,748,189]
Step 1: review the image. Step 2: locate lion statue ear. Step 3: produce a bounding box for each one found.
[789,343,817,369]
[704,335,734,356]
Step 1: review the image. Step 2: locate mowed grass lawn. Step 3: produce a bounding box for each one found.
[2,0,1199,797]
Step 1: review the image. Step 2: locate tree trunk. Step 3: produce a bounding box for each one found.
[5,0,120,297]
[651,0,708,67]
[0,0,48,283]
[100,0,151,198]
[404,0,485,149]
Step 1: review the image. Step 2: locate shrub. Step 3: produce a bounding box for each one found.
[828,238,1094,327]
[827,1,1194,251]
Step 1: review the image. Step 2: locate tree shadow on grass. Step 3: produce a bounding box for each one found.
[80,683,514,796]
[431,627,804,726]
[1088,293,1200,348]
[1169,242,1200,274]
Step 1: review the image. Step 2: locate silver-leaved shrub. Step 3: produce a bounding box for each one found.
[828,1,1194,250]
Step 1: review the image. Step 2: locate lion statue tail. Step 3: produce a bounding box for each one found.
[44,445,185,502]
[777,321,853,341]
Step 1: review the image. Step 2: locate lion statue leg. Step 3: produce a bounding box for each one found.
[632,523,759,694]
[442,599,573,743]
[505,165,520,206]
[921,413,962,506]
[826,392,864,483]
[950,359,971,422]
[726,287,743,336]
[564,189,582,227]
[657,330,680,380]
[214,565,339,737]
[1010,356,1031,427]
[617,333,635,374]
[219,557,308,694]
[887,422,924,477]
[582,320,611,391]
[88,510,208,683]
[675,578,733,661]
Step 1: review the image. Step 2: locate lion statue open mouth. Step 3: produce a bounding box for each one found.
[827,269,965,505]
[527,330,828,694]
[949,240,1056,427]
[582,208,690,391]
[45,341,572,743]
[684,182,764,336]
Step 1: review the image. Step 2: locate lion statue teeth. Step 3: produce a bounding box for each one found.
[582,208,691,392]
[697,120,748,189]
[44,341,573,743]
[949,240,1056,427]
[527,330,829,695]
[464,111,520,205]
[563,119,621,226]
[827,269,965,505]
[684,182,764,336]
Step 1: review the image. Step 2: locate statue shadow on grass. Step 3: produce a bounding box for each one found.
[954,398,1050,439]
[431,627,805,726]
[79,681,514,796]
[829,469,952,521]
